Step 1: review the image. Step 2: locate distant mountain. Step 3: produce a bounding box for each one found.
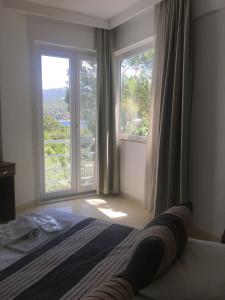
[43,88,67,102]
[42,88,69,120]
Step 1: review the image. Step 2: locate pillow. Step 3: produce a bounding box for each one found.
[83,277,133,300]
[140,239,225,300]
[119,202,193,294]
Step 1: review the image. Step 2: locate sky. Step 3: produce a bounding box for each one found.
[41,55,69,90]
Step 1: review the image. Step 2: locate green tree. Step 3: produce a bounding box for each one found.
[43,115,70,168]
[64,69,70,112]
[43,115,70,140]
[64,60,97,137]
[121,49,154,136]
[80,60,97,136]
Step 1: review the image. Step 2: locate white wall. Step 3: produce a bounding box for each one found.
[27,15,95,51]
[192,0,225,19]
[0,6,35,206]
[0,6,95,206]
[114,8,154,204]
[120,140,146,203]
[190,3,225,237]
[114,8,154,52]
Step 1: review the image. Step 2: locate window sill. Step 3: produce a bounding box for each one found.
[120,135,147,144]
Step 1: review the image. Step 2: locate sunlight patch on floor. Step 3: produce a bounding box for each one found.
[86,199,107,205]
[86,198,128,219]
[98,208,128,219]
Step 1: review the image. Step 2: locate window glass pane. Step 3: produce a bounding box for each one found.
[120,50,154,137]
[41,55,71,193]
[80,58,97,188]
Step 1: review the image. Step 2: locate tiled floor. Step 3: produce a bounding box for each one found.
[17,196,220,241]
[20,196,152,229]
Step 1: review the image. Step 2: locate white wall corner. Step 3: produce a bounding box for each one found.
[109,0,161,29]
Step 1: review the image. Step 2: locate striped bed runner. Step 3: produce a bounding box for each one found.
[0,218,139,300]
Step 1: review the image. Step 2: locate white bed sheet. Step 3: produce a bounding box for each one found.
[141,238,225,300]
[0,209,85,271]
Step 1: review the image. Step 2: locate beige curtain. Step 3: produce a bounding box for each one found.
[96,29,120,194]
[145,0,192,215]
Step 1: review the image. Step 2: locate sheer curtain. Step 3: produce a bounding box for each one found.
[145,0,192,215]
[96,29,120,195]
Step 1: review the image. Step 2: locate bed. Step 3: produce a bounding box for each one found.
[0,209,147,300]
[0,208,224,300]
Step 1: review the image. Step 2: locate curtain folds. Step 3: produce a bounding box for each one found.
[145,0,192,216]
[96,29,120,195]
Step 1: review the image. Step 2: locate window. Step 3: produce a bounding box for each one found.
[37,46,97,199]
[41,55,71,193]
[119,48,154,139]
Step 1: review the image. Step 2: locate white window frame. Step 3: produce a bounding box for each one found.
[34,43,97,201]
[116,42,154,143]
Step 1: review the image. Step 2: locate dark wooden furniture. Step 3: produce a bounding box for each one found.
[0,161,16,222]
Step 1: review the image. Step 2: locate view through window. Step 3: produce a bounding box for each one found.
[40,52,97,196]
[120,49,154,137]
[79,59,97,188]
[42,55,71,193]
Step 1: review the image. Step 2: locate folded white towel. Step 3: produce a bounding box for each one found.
[32,215,63,232]
[0,216,39,246]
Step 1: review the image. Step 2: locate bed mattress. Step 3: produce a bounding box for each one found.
[0,209,141,300]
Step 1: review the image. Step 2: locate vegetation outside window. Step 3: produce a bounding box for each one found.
[120,49,154,139]
[37,46,97,200]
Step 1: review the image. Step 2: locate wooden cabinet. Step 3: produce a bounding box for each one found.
[0,161,16,222]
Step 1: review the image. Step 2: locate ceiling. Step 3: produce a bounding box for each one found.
[25,0,142,19]
[4,0,159,29]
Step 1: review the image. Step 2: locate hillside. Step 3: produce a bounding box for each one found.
[43,88,69,120]
[43,87,67,102]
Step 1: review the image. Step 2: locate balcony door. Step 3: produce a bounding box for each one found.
[37,47,97,199]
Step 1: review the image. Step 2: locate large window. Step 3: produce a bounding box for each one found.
[119,48,154,139]
[37,46,97,199]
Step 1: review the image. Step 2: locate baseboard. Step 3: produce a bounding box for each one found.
[39,192,97,205]
[120,192,144,207]
[191,225,220,242]
[16,200,38,213]
[16,192,97,213]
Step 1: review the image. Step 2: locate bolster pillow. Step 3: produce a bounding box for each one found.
[82,277,133,300]
[119,201,193,294]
